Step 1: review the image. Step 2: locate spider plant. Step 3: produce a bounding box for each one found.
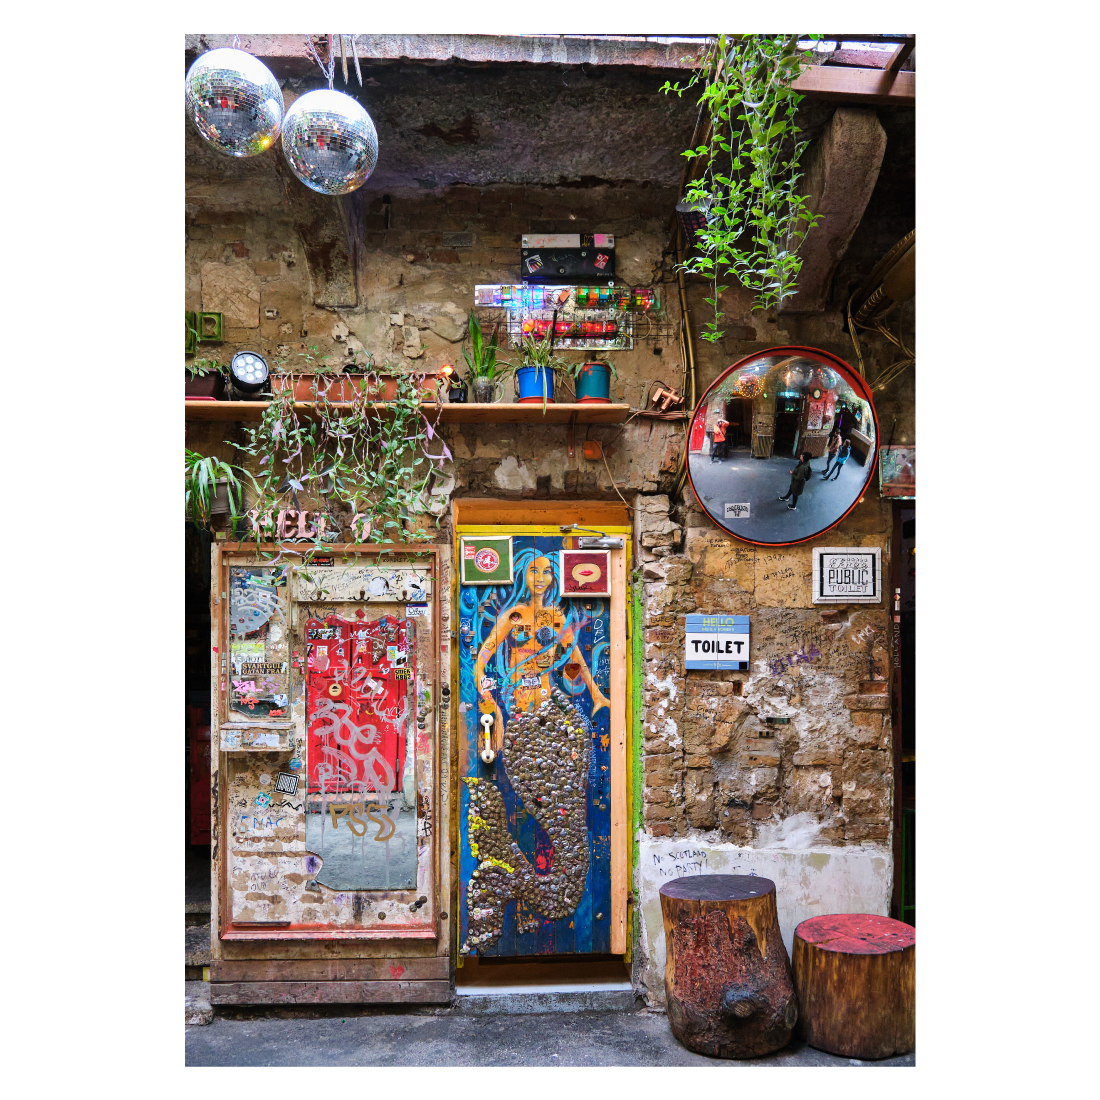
[186,448,244,530]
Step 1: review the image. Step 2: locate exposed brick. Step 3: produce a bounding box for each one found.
[684,754,711,769]
[254,261,280,276]
[649,823,673,837]
[844,694,891,712]
[430,250,462,263]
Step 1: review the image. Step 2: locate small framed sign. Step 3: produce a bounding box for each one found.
[459,535,514,585]
[559,549,611,597]
[812,546,882,604]
[685,613,750,671]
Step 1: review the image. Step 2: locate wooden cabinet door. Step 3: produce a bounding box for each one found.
[456,529,627,958]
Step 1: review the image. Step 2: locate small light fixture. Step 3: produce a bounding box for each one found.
[441,363,467,403]
[229,350,270,398]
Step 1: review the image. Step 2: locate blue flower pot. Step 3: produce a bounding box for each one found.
[516,364,555,403]
[575,361,612,403]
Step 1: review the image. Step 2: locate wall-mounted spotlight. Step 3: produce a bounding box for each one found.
[228,350,271,399]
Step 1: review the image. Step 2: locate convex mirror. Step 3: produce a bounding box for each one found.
[686,347,878,545]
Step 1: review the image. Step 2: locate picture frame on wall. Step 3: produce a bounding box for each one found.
[459,535,514,585]
[559,548,611,597]
[811,546,882,604]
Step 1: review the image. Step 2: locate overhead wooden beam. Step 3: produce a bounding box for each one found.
[793,64,914,106]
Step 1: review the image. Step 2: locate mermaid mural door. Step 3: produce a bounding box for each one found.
[456,528,629,958]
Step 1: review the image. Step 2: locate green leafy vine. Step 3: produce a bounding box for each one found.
[663,34,822,340]
[231,370,450,562]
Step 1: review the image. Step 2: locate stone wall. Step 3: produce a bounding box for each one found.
[185,61,912,1003]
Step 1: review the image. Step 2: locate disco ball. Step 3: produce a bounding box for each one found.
[281,89,379,196]
[185,48,284,157]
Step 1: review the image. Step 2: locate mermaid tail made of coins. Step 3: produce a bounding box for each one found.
[461,690,592,954]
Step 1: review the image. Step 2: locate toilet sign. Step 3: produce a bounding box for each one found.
[684,614,750,671]
[811,546,882,604]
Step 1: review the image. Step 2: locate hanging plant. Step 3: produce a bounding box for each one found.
[662,34,822,340]
[233,370,450,562]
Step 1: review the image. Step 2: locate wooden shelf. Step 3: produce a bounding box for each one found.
[185,401,633,425]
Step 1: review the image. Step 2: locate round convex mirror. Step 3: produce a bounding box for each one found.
[686,346,878,546]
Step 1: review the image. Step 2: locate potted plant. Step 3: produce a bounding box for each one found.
[185,358,226,400]
[510,328,570,408]
[186,449,245,532]
[461,310,507,403]
[562,357,618,403]
[271,348,439,403]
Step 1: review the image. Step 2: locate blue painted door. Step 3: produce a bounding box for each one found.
[457,534,613,957]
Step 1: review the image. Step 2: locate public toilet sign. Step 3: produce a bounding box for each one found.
[811,546,882,604]
[684,614,750,671]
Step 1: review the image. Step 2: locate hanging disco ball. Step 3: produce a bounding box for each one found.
[281,89,379,196]
[185,48,284,157]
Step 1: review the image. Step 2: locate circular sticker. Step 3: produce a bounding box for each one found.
[473,547,500,574]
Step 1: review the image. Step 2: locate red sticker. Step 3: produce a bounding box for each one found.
[473,547,500,573]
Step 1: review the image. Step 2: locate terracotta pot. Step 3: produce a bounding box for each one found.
[272,374,440,402]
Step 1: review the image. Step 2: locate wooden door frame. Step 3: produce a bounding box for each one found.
[211,543,443,943]
[451,498,632,955]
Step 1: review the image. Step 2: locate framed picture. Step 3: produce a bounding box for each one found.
[559,549,611,597]
[811,546,882,604]
[459,535,514,585]
[879,445,915,499]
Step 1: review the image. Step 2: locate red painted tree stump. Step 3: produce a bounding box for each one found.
[660,875,797,1059]
[792,913,915,1059]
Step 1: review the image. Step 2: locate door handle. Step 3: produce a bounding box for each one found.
[479,711,496,764]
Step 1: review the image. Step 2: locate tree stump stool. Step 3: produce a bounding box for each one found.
[660,875,797,1059]
[792,914,915,1059]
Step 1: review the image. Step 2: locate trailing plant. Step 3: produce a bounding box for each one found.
[460,311,505,381]
[233,369,450,562]
[185,448,244,530]
[662,34,822,340]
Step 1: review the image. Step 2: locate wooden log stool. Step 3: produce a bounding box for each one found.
[792,914,915,1059]
[660,875,797,1059]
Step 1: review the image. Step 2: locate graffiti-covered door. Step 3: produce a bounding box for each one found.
[457,530,625,958]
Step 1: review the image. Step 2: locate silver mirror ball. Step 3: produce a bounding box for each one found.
[185,48,285,157]
[281,89,379,195]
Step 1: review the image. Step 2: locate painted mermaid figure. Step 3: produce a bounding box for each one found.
[455,550,611,954]
[473,552,610,750]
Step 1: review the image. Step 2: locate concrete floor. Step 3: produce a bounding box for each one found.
[185,1001,915,1067]
[689,445,871,543]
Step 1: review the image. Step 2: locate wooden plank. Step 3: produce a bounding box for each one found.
[609,542,628,954]
[209,980,452,1005]
[453,499,630,528]
[885,39,916,72]
[210,957,450,982]
[185,400,631,425]
[792,65,914,106]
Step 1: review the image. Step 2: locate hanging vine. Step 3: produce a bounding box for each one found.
[231,370,451,562]
[662,34,821,341]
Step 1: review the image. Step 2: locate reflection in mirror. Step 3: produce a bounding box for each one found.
[687,350,877,545]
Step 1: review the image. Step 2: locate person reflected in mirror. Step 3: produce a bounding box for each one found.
[824,439,851,481]
[777,452,814,510]
[820,429,843,478]
[710,417,730,462]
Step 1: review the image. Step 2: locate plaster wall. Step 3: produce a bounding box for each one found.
[635,837,891,1005]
